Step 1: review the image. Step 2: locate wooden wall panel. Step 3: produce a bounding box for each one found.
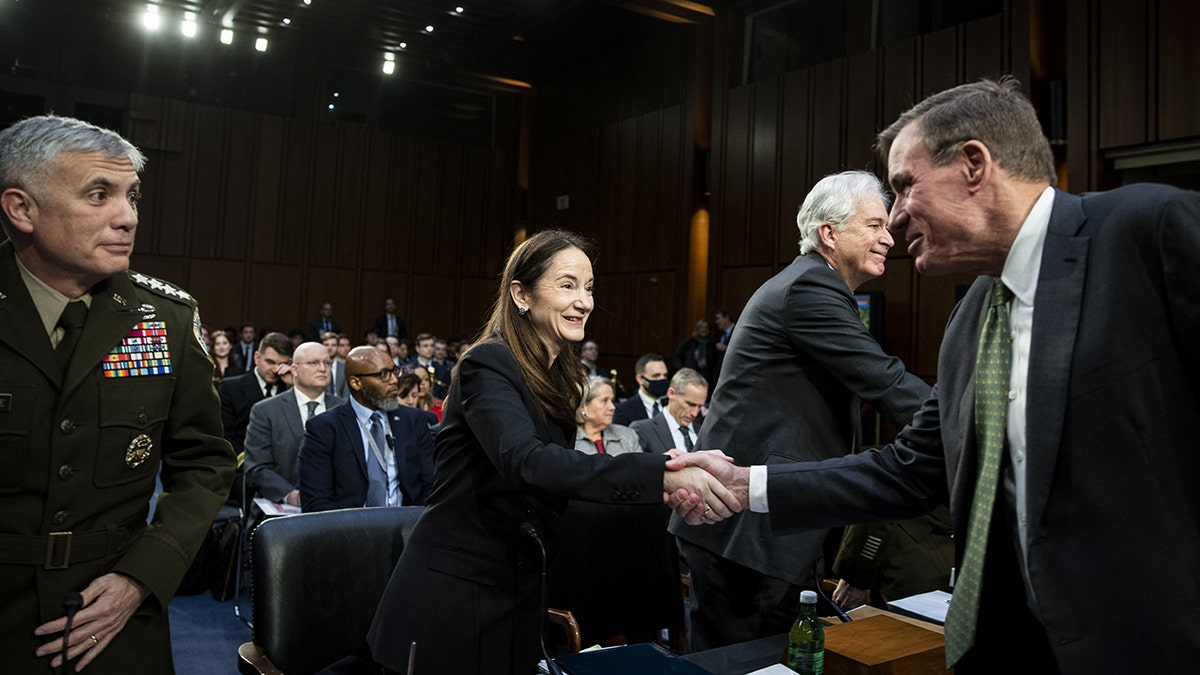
[912,272,976,377]
[881,39,918,132]
[359,271,408,340]
[635,111,665,267]
[435,145,466,274]
[616,117,640,267]
[748,78,779,266]
[457,277,498,341]
[1097,0,1147,148]
[845,50,880,172]
[778,69,811,264]
[720,87,752,267]
[592,271,635,355]
[327,126,367,270]
[151,146,191,258]
[810,61,844,178]
[187,259,247,328]
[252,118,285,263]
[189,107,225,260]
[412,143,441,275]
[1156,0,1200,141]
[633,270,679,356]
[921,27,960,98]
[247,263,303,333]
[963,15,1004,82]
[408,273,454,338]
[718,266,773,320]
[221,110,257,261]
[858,256,914,370]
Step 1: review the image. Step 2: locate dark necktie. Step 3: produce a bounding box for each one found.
[55,301,88,369]
[651,402,660,417]
[679,425,694,452]
[305,400,319,422]
[944,280,1013,665]
[263,382,274,398]
[365,413,389,507]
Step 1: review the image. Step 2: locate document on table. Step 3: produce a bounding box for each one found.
[744,664,797,674]
[887,589,952,624]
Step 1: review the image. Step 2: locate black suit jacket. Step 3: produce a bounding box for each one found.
[297,400,435,512]
[306,317,342,342]
[671,252,929,585]
[367,340,669,675]
[612,393,653,427]
[761,186,1200,672]
[631,413,703,454]
[372,313,407,340]
[219,371,288,456]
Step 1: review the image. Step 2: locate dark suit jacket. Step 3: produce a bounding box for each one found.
[631,413,704,454]
[761,186,1200,672]
[219,371,288,456]
[233,341,257,374]
[0,242,235,671]
[367,340,670,675]
[372,313,407,340]
[306,317,342,342]
[297,399,435,512]
[670,252,929,585]
[243,390,344,501]
[612,393,652,427]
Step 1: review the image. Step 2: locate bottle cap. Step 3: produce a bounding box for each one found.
[800,590,817,604]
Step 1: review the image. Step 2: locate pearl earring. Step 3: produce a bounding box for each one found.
[518,306,529,316]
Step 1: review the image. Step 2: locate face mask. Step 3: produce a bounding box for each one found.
[644,378,670,398]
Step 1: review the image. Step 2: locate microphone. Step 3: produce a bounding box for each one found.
[813,561,852,623]
[521,523,564,675]
[62,591,84,666]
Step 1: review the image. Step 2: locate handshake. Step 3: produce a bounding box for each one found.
[661,450,751,526]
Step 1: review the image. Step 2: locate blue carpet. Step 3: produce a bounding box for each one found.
[169,590,252,675]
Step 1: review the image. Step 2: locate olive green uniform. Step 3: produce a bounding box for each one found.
[0,241,235,673]
[833,505,955,605]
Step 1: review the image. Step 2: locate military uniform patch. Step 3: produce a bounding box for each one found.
[126,434,153,468]
[103,321,174,377]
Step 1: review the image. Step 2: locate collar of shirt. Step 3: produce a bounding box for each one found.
[1000,186,1055,306]
[637,388,660,416]
[661,408,695,451]
[349,396,380,426]
[295,389,326,415]
[254,370,273,396]
[15,252,93,338]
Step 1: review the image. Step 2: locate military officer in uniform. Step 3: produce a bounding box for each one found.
[0,115,235,672]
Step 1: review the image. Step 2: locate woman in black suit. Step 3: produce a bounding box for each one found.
[367,230,737,675]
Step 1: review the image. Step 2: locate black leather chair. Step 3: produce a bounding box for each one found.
[236,506,425,675]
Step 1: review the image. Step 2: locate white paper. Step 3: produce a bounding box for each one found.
[253,497,301,517]
[744,665,798,675]
[887,589,952,623]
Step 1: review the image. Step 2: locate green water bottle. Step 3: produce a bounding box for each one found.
[786,590,824,674]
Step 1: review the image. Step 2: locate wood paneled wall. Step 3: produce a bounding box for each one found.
[0,77,521,343]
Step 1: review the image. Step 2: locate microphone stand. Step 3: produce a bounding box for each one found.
[521,523,564,675]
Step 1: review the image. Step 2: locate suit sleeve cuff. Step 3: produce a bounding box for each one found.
[750,464,769,513]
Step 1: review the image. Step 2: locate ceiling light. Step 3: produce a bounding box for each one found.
[382,60,395,75]
[181,12,197,38]
[333,92,339,97]
[424,25,434,33]
[399,42,407,49]
[384,53,395,61]
[303,0,312,5]
[282,18,291,25]
[328,104,335,110]
[220,29,234,44]
[255,37,268,52]
[141,4,161,31]
[455,6,465,13]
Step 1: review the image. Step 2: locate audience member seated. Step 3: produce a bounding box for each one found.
[580,339,606,377]
[411,332,451,399]
[220,331,294,459]
[631,368,708,454]
[210,329,243,386]
[575,375,643,456]
[397,373,439,427]
[298,346,435,511]
[244,342,346,509]
[322,331,348,399]
[234,322,259,375]
[673,319,717,388]
[612,353,669,426]
[404,363,437,412]
[832,504,955,610]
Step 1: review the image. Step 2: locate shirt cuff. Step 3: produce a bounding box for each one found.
[750,464,769,513]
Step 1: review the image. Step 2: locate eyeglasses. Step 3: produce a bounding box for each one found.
[296,359,333,369]
[356,367,401,382]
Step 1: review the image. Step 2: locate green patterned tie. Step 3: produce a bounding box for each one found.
[944,280,1013,666]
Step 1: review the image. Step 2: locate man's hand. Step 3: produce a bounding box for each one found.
[34,573,150,671]
[665,450,750,524]
[284,489,301,507]
[832,578,869,611]
[662,450,746,524]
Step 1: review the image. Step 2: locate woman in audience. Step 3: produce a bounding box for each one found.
[210,329,241,385]
[575,375,643,455]
[367,230,736,675]
[397,372,440,428]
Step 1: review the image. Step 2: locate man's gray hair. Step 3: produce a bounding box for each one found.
[670,367,708,393]
[796,171,890,255]
[0,115,146,230]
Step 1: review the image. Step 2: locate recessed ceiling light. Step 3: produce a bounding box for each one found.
[181,12,197,37]
[282,17,291,25]
[456,6,465,13]
[424,25,435,33]
[220,29,233,44]
[255,36,268,52]
[141,4,161,31]
[399,42,407,49]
